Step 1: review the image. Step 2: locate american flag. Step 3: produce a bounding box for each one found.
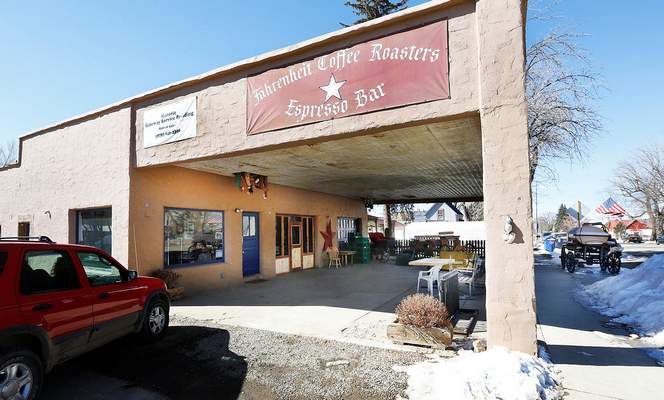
[595,197,626,216]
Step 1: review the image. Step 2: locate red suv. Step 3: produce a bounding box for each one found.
[0,237,170,400]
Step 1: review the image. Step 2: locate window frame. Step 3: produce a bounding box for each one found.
[20,249,82,295]
[302,217,315,254]
[18,222,30,237]
[76,250,128,287]
[336,217,356,243]
[163,207,226,269]
[275,215,290,259]
[76,207,113,255]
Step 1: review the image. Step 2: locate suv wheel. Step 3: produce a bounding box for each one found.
[0,349,42,400]
[140,298,169,342]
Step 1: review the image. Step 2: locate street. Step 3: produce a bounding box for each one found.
[535,250,664,400]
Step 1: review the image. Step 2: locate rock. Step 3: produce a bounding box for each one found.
[473,339,487,352]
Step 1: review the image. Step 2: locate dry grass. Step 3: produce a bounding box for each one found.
[395,293,453,330]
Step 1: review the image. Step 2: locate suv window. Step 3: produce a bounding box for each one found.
[77,252,126,286]
[0,251,7,275]
[21,250,81,295]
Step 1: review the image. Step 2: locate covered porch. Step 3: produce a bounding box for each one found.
[170,115,490,348]
[171,261,487,349]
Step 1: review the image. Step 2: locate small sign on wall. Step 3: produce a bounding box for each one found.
[143,96,197,148]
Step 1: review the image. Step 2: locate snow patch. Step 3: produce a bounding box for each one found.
[577,254,664,361]
[396,347,562,400]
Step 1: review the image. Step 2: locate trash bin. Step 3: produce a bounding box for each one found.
[544,238,555,252]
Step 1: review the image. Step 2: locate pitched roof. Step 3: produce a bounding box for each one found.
[424,202,463,220]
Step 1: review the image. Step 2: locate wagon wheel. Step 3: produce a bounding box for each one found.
[560,248,567,269]
[565,252,577,273]
[608,254,621,274]
[600,256,609,271]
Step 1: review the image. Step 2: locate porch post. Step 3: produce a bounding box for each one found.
[476,0,537,354]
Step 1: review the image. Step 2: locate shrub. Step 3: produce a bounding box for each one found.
[395,293,453,330]
[149,269,181,289]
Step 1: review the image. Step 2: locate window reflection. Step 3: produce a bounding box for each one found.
[164,208,224,267]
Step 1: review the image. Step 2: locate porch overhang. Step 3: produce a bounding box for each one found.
[179,116,483,203]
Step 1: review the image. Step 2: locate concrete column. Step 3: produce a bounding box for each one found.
[476,0,537,354]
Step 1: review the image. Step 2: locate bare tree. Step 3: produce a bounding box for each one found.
[383,203,414,238]
[526,29,603,182]
[456,202,483,221]
[612,146,664,237]
[536,212,556,233]
[0,141,18,167]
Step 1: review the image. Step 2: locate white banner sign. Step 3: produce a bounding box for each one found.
[143,96,197,148]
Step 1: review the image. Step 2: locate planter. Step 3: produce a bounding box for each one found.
[387,322,453,349]
[167,287,185,300]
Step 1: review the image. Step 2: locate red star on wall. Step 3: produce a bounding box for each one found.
[320,219,336,252]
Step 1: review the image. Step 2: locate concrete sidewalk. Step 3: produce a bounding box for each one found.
[171,263,420,349]
[535,253,664,400]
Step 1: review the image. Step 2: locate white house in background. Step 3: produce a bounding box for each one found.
[413,202,464,222]
[397,220,486,241]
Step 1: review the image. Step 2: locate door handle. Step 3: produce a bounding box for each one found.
[98,292,110,299]
[32,303,53,312]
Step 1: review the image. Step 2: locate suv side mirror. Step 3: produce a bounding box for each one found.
[127,270,138,281]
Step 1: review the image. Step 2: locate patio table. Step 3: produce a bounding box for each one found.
[338,250,356,265]
[408,257,456,270]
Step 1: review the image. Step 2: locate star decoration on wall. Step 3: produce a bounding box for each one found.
[319,75,346,102]
[320,219,336,252]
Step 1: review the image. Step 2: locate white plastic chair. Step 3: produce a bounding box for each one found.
[416,265,442,298]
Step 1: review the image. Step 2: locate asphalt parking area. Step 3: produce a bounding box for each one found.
[42,325,246,400]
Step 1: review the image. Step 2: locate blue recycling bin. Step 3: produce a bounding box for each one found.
[544,238,555,252]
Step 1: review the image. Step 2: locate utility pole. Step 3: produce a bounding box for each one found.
[534,182,539,237]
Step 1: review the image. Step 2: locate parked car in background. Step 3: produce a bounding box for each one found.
[0,237,170,400]
[657,235,664,245]
[624,233,643,243]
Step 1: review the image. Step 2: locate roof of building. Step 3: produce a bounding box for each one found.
[424,202,463,220]
[607,219,651,231]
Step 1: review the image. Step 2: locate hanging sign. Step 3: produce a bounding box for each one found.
[143,96,197,148]
[247,21,449,134]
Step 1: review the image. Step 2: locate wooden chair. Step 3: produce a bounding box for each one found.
[457,255,479,296]
[327,248,342,269]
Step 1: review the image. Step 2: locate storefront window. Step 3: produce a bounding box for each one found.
[276,216,283,257]
[303,217,314,253]
[291,224,301,246]
[77,208,112,254]
[337,217,356,245]
[276,215,290,257]
[164,208,224,268]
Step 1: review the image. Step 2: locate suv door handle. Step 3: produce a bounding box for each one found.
[98,292,110,299]
[32,303,53,312]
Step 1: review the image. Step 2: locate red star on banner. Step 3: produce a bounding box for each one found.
[320,219,336,252]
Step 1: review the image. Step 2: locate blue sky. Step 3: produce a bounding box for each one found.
[527,1,664,215]
[1,1,662,216]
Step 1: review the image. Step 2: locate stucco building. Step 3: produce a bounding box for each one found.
[0,0,536,353]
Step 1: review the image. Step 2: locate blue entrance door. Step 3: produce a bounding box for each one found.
[242,212,260,276]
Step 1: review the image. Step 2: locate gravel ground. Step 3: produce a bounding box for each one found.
[171,315,435,400]
[42,315,448,400]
